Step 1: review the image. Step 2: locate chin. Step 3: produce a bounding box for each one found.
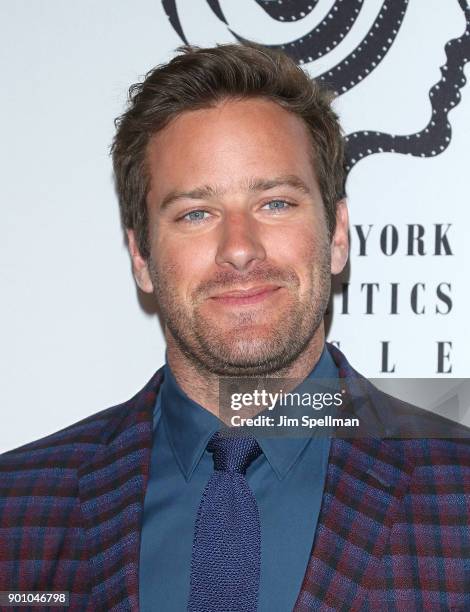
[197,336,293,375]
[214,327,280,351]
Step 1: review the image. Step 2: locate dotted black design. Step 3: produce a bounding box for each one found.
[161,0,470,173]
[236,0,364,64]
[255,0,319,23]
[315,0,408,94]
[346,0,470,170]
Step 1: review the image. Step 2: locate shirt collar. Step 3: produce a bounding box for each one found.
[159,345,338,482]
[257,345,338,479]
[160,364,221,481]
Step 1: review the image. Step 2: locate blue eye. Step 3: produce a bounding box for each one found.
[263,200,291,212]
[182,210,209,222]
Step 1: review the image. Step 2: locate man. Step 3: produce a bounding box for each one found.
[0,43,469,612]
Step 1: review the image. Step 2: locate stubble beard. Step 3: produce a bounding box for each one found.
[148,244,331,377]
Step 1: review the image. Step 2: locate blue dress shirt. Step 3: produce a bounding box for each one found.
[139,346,338,611]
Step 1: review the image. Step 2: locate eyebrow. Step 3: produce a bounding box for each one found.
[248,175,311,195]
[159,174,311,211]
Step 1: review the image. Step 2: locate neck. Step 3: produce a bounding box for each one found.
[165,325,326,417]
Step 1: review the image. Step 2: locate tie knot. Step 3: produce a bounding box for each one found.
[207,432,262,474]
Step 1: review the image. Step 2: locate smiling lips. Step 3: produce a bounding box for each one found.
[209,284,282,306]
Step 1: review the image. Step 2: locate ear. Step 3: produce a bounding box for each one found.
[330,200,349,275]
[126,229,154,293]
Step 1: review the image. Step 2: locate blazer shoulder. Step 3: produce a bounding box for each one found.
[364,383,470,474]
[0,367,163,471]
[373,383,470,442]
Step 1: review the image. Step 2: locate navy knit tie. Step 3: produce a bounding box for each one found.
[187,431,262,612]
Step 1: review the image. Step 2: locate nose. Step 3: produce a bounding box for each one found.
[215,211,266,272]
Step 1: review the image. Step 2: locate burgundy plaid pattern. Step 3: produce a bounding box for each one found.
[1,346,469,611]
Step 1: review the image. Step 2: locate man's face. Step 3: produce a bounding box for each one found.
[128,98,348,375]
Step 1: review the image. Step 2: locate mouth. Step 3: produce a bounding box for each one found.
[209,284,282,306]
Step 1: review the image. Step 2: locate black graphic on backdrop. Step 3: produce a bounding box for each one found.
[236,0,366,66]
[254,0,318,22]
[162,0,470,173]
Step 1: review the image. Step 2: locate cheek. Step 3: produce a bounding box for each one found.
[266,221,319,271]
[155,235,216,294]
[271,226,330,301]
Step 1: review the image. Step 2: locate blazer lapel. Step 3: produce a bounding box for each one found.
[294,344,415,611]
[78,369,163,611]
[294,436,414,611]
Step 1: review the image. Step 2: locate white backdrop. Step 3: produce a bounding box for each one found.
[1,0,469,452]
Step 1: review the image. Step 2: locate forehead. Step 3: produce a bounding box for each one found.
[145,98,318,197]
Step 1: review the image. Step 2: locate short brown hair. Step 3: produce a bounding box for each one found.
[112,43,345,260]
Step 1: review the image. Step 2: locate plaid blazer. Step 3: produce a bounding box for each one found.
[1,345,469,611]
